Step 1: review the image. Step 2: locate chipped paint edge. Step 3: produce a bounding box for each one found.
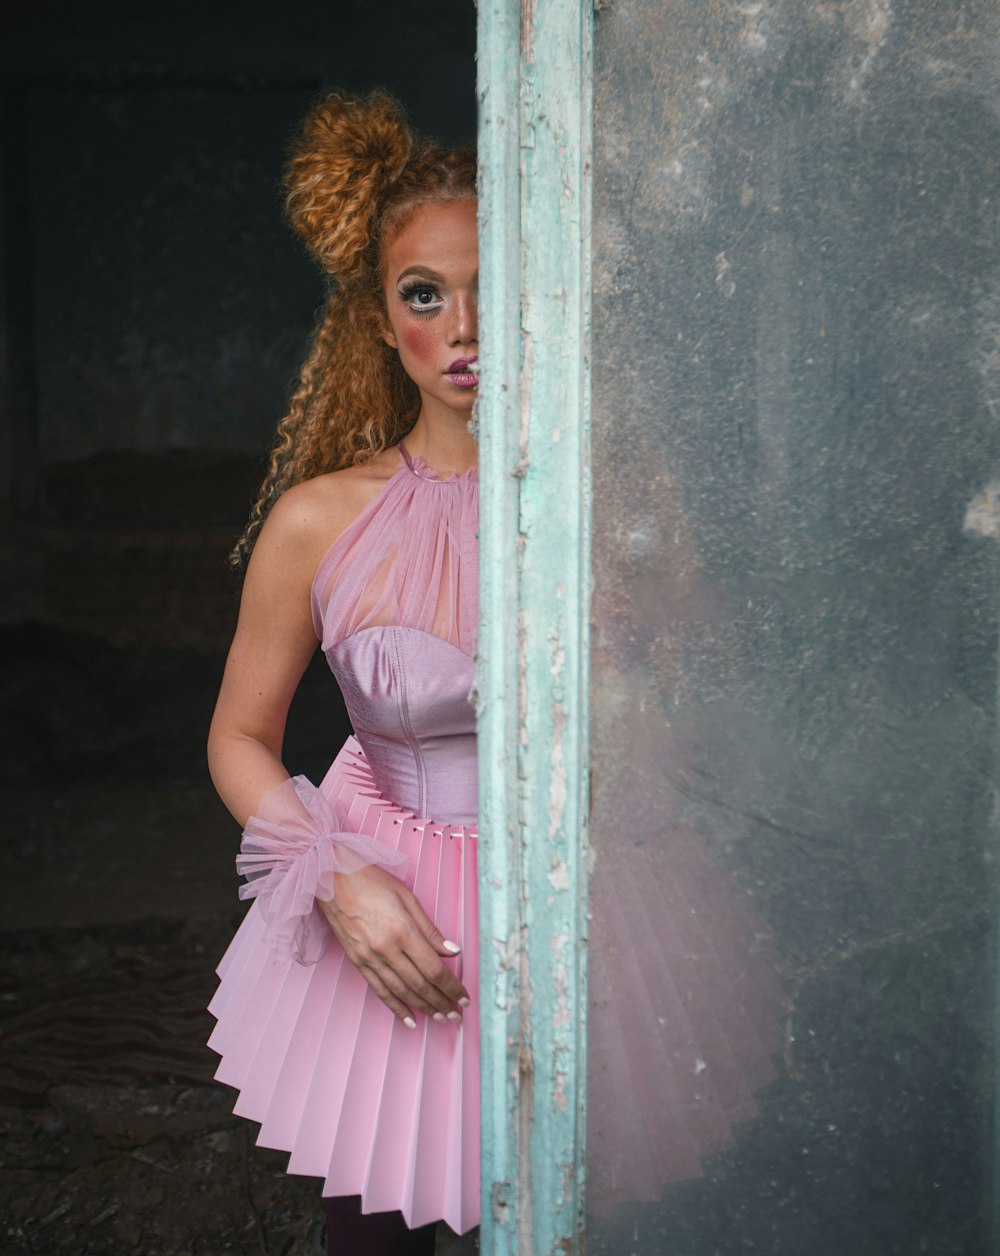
[477,1,593,1252]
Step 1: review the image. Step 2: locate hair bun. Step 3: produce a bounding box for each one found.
[284,89,414,281]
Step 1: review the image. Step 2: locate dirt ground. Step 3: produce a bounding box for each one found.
[1,915,327,1255]
[0,916,477,1255]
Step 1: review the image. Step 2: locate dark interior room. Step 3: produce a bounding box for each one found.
[1,3,476,1251]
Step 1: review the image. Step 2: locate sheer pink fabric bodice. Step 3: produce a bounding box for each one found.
[309,441,479,827]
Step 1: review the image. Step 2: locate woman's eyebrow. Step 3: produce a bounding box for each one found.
[396,266,446,284]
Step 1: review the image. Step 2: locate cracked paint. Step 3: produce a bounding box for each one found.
[548,859,570,892]
[479,0,590,1247]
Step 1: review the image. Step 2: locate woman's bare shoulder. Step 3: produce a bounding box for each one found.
[259,446,404,567]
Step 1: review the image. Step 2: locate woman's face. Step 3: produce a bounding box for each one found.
[381,199,479,423]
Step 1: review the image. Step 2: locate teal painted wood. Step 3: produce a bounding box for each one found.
[476,0,524,1247]
[476,2,593,1253]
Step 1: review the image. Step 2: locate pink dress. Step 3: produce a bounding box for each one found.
[207,440,785,1235]
[208,441,480,1234]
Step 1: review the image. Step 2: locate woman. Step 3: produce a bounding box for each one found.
[207,90,481,1253]
[206,84,788,1256]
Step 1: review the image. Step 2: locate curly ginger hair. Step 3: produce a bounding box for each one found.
[230,90,476,567]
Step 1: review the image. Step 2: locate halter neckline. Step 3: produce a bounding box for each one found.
[398,439,478,484]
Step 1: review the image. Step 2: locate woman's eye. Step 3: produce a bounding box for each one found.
[400,284,443,313]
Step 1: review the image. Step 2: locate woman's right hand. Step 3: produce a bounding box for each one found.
[317,865,471,1028]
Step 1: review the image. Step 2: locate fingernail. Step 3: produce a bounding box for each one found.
[433,1013,447,1024]
[447,1011,462,1024]
[458,997,471,1008]
[403,1016,417,1030]
[442,940,461,954]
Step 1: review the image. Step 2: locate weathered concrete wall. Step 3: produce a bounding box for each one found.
[590,3,1000,1252]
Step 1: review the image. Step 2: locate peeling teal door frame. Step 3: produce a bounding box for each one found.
[476,2,593,1253]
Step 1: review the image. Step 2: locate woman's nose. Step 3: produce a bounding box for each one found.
[450,293,478,345]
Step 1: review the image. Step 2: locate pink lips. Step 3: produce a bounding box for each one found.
[445,357,478,388]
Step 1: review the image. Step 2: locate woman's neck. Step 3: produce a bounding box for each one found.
[403,414,478,477]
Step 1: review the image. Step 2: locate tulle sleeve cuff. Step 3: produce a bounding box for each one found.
[236,774,411,965]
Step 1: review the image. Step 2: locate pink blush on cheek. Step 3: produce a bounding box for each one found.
[398,323,438,365]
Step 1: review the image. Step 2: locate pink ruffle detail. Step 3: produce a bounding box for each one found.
[236,774,411,966]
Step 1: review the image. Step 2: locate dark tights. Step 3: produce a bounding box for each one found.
[324,1194,437,1256]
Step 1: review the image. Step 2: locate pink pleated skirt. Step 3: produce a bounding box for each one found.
[207,737,480,1235]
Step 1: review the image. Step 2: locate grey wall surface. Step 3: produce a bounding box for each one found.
[589,3,1000,1253]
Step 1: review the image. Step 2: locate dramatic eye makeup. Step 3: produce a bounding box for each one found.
[397,278,444,314]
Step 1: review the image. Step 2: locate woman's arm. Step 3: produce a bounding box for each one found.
[208,486,324,824]
[207,477,470,1026]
